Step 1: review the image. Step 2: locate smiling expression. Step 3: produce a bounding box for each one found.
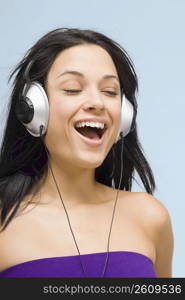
[44,44,122,169]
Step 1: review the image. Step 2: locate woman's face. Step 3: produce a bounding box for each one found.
[45,44,121,169]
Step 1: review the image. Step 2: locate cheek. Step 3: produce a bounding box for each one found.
[109,101,122,127]
[48,96,70,125]
[45,96,78,146]
[44,103,70,154]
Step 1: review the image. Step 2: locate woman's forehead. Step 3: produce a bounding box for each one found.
[47,44,118,80]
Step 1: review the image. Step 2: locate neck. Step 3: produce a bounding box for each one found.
[38,157,103,206]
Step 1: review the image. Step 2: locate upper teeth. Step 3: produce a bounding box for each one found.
[75,121,105,129]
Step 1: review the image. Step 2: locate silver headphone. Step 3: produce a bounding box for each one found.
[16,81,136,140]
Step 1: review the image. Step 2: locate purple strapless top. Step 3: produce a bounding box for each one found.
[0,251,156,278]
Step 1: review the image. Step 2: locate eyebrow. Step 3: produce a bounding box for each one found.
[56,70,120,82]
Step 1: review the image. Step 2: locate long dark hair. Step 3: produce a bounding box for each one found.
[0,28,155,231]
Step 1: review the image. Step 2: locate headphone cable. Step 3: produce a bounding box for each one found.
[39,125,124,277]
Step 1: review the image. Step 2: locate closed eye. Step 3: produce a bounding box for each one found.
[103,91,118,96]
[63,89,118,96]
[63,89,81,94]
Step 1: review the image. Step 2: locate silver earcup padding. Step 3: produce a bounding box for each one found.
[115,94,134,142]
[121,94,134,137]
[21,82,49,137]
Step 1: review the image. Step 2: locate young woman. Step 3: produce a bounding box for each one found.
[0,28,174,278]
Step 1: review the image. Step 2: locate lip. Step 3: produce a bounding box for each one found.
[73,126,107,147]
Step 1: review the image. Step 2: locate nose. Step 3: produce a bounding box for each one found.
[82,91,105,112]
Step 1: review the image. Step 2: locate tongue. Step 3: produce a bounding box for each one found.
[76,127,100,139]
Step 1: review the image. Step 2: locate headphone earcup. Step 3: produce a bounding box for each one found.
[16,97,34,124]
[16,82,49,137]
[115,95,135,142]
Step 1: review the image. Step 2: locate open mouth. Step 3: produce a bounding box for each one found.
[74,124,107,140]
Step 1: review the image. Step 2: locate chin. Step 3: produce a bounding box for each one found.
[75,154,105,169]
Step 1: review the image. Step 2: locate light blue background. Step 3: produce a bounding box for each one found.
[0,0,184,277]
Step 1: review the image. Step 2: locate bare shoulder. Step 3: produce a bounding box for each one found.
[119,190,172,227]
[119,190,174,277]
[0,198,38,271]
[104,186,172,238]
[104,185,170,226]
[139,192,174,277]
